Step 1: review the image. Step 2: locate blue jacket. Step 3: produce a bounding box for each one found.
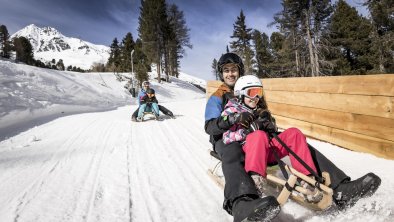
[137,89,147,106]
[204,83,234,146]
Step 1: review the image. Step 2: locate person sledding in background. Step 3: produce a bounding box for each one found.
[221,75,322,203]
[131,81,174,121]
[136,88,160,121]
[204,52,381,222]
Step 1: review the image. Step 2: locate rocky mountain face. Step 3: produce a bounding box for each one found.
[11,24,110,69]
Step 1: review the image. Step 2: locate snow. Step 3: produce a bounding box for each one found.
[0,59,393,222]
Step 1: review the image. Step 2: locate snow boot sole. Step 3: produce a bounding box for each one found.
[241,197,280,222]
[335,173,381,209]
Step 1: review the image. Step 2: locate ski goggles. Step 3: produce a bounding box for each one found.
[147,93,155,97]
[241,87,264,99]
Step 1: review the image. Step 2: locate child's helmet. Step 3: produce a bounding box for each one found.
[146,88,155,94]
[217,52,244,81]
[234,75,263,98]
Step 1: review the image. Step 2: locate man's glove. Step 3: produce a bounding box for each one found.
[254,108,271,119]
[228,112,254,127]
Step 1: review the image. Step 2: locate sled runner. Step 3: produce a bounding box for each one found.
[208,148,333,211]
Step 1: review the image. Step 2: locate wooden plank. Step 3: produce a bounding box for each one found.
[206,74,394,96]
[266,91,393,119]
[275,116,394,159]
[262,74,394,96]
[268,102,394,142]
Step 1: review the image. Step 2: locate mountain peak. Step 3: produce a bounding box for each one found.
[13,24,64,40]
[11,24,109,70]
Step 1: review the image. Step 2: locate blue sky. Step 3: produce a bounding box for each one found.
[0,0,368,80]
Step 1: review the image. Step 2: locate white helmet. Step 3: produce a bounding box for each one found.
[234,75,263,98]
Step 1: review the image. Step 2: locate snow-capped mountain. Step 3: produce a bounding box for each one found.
[11,24,109,70]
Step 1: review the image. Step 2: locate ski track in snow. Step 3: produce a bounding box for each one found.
[0,100,231,222]
[128,100,231,222]
[0,99,393,222]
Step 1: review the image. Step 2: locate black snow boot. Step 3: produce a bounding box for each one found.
[167,111,174,118]
[232,196,280,222]
[333,172,381,208]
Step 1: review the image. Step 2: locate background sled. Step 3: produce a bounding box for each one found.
[139,112,159,122]
[208,150,333,211]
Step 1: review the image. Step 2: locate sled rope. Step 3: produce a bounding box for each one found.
[269,132,325,185]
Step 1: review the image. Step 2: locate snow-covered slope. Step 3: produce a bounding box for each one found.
[0,59,204,140]
[178,71,206,89]
[11,24,109,69]
[0,62,393,222]
[0,59,127,139]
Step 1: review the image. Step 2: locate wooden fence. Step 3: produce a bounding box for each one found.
[206,74,394,159]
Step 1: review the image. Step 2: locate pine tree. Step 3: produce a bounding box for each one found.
[120,32,135,72]
[253,30,273,78]
[272,0,302,76]
[107,38,121,72]
[211,58,218,80]
[56,59,65,71]
[138,0,168,83]
[134,38,150,85]
[273,0,333,77]
[269,31,295,77]
[166,4,192,78]
[13,36,34,65]
[364,0,394,73]
[230,10,255,75]
[326,0,373,75]
[0,24,12,58]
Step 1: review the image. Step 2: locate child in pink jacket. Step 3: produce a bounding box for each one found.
[221,75,321,202]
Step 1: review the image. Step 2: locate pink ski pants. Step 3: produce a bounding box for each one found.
[242,128,317,177]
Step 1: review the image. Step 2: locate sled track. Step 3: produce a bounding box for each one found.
[127,113,229,222]
[82,122,117,222]
[8,118,101,222]
[126,130,133,222]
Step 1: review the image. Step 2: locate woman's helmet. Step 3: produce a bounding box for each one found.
[217,52,244,81]
[146,88,155,95]
[234,75,263,99]
[142,81,150,88]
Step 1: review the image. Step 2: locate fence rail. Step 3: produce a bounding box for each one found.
[206,74,394,159]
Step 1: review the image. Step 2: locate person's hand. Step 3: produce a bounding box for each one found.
[244,119,265,135]
[228,112,254,127]
[254,108,271,120]
[261,119,277,134]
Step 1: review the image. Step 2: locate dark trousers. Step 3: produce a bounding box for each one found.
[214,139,350,215]
[132,105,173,118]
[214,140,258,215]
[308,144,350,188]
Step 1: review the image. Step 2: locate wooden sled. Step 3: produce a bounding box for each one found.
[208,150,333,211]
[138,112,159,122]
